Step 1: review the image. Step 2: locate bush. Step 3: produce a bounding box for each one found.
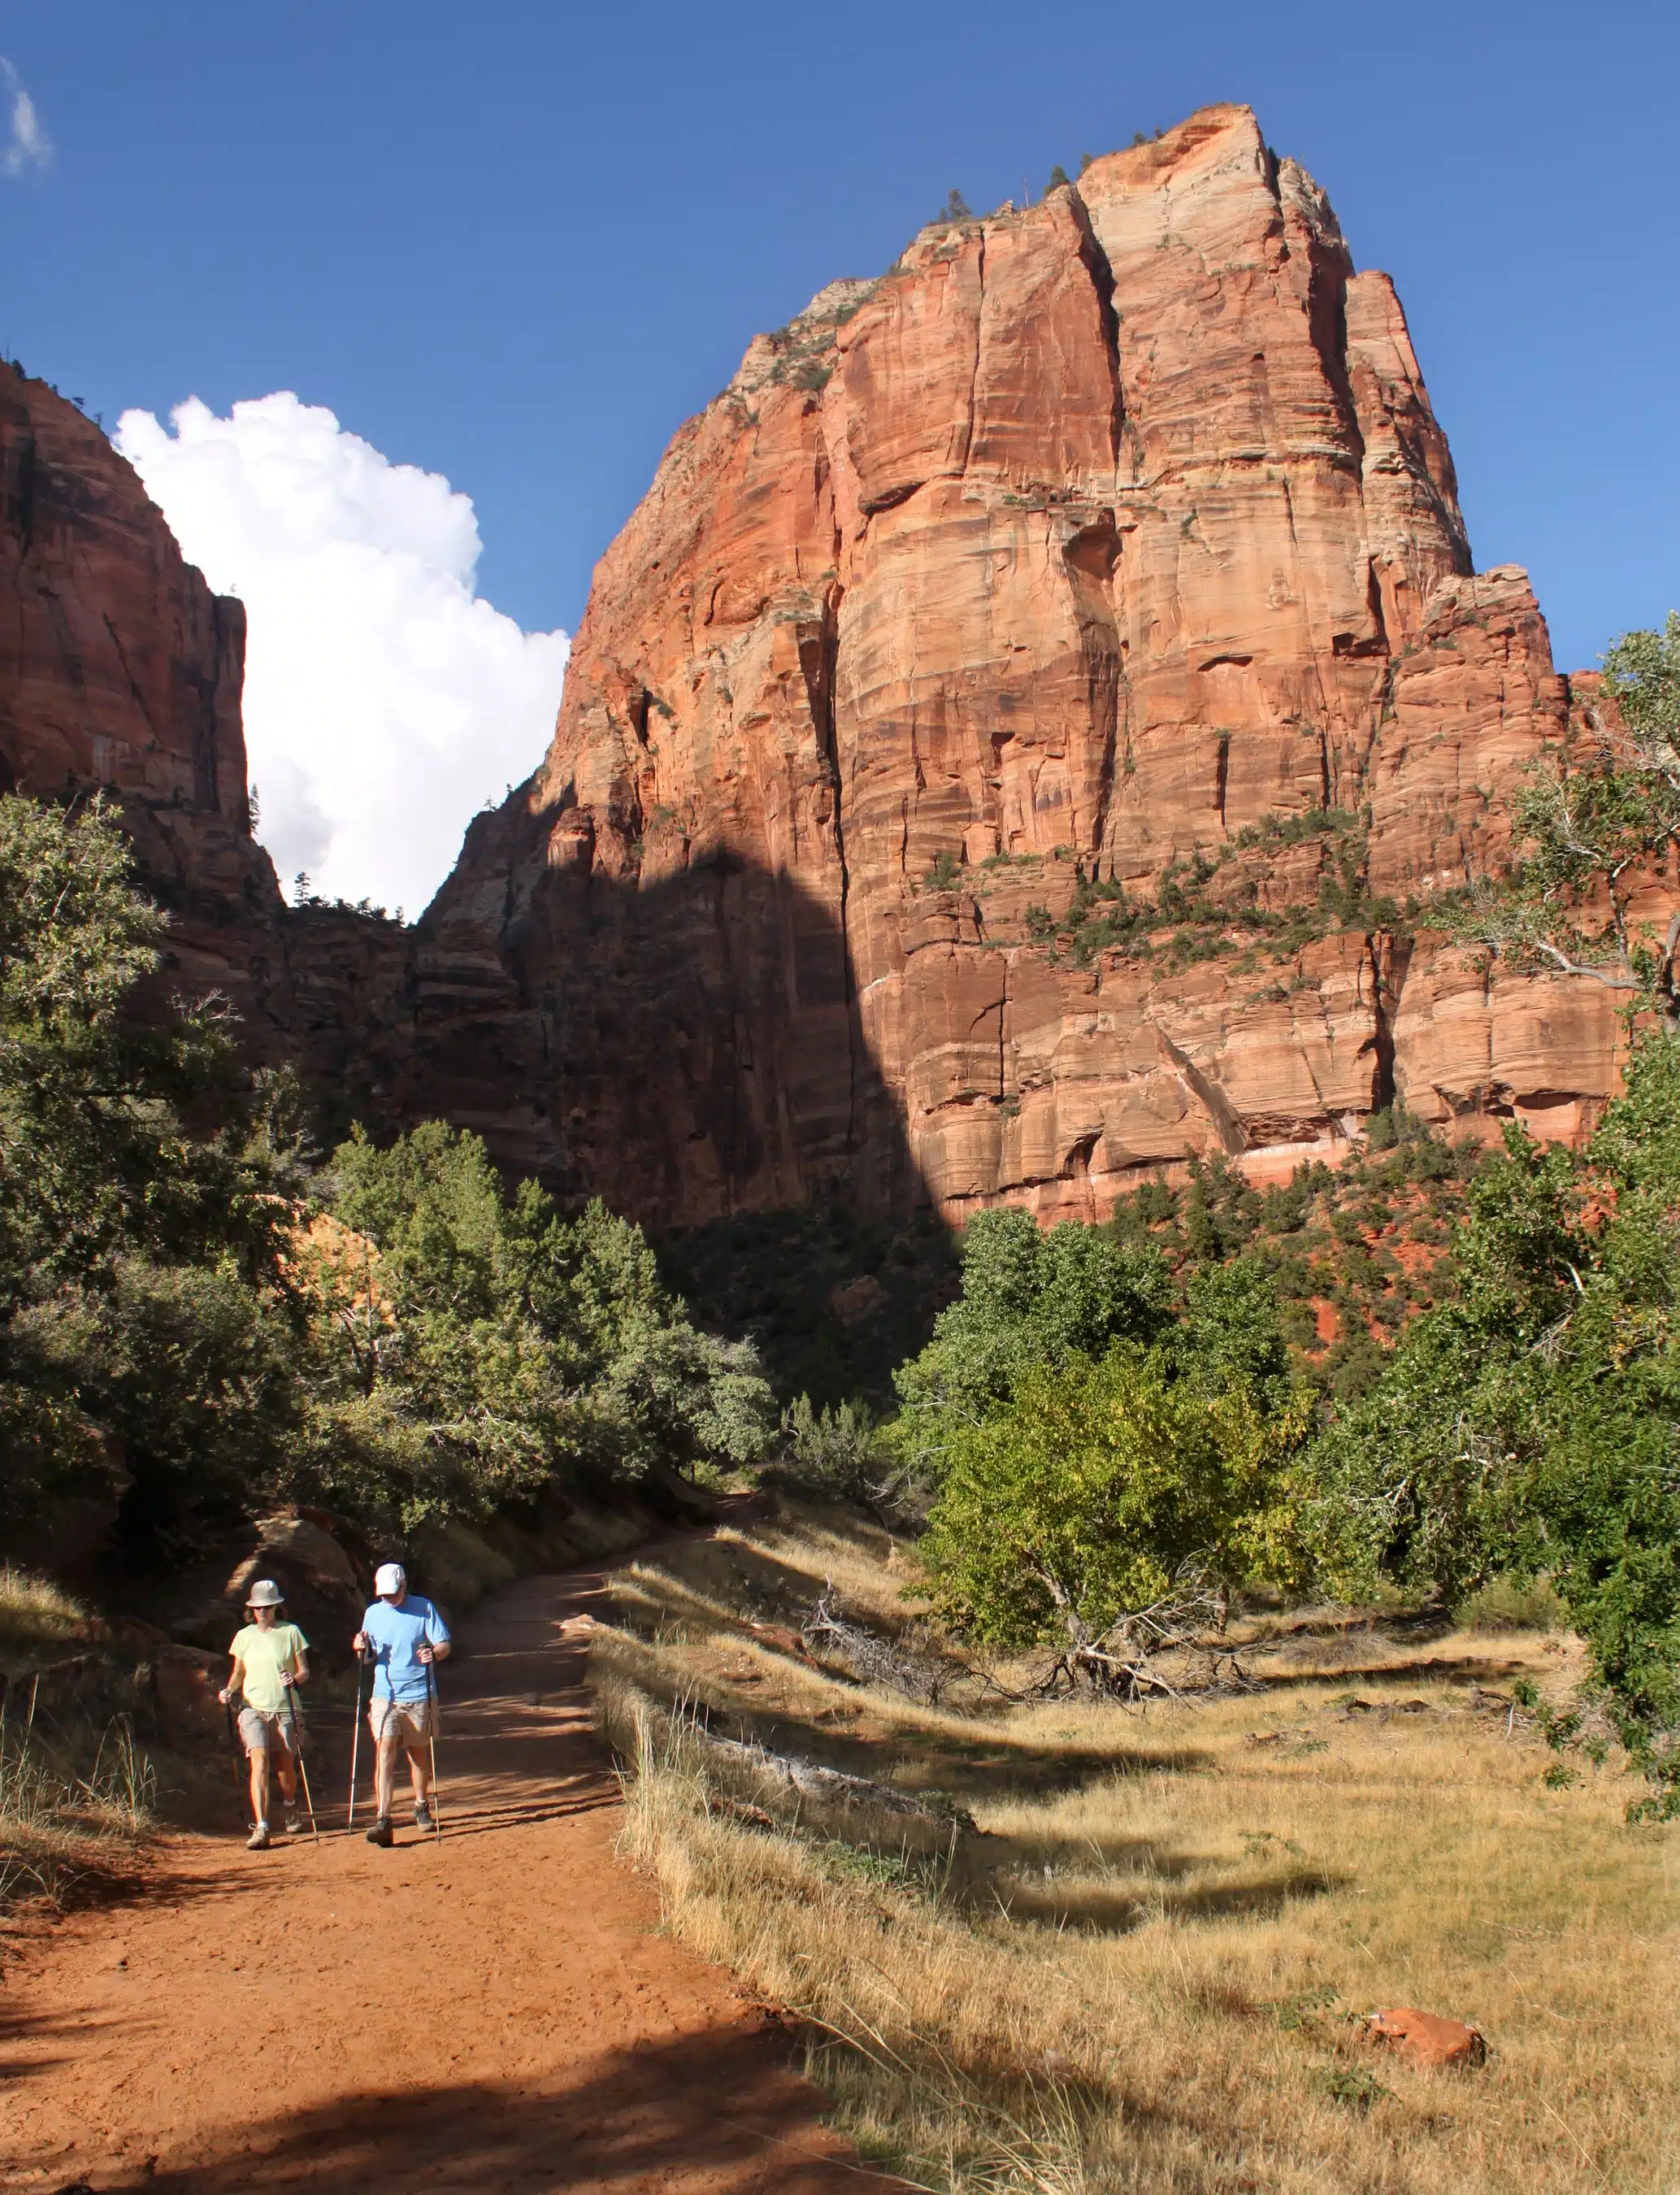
[1456,1573,1567,1633]
[778,1395,887,1504]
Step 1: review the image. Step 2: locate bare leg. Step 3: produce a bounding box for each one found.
[376,1727,402,1818]
[271,1730,298,1810]
[406,1742,432,1806]
[247,1744,271,1824]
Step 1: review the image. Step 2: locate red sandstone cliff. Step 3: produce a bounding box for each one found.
[0,108,1647,1228]
[426,105,1630,1224]
[0,362,417,1124]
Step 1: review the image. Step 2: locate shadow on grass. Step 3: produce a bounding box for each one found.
[602,1634,1210,1803]
[1251,1654,1535,1695]
[974,1862,1344,1933]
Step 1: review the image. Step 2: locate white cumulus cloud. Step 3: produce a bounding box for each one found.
[2,57,53,177]
[115,393,568,916]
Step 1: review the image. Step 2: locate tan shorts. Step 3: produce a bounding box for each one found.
[370,1696,435,1745]
[238,1706,299,1755]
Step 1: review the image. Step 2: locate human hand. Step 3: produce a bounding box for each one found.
[418,1645,434,1665]
[353,1631,367,1654]
[218,1687,232,1705]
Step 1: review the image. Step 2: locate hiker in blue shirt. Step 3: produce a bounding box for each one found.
[354,1561,451,1846]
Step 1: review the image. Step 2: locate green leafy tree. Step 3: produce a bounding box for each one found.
[1316,1037,1680,1813]
[779,1393,888,1504]
[0,796,306,1547]
[918,1343,1312,1652]
[891,1208,1172,1470]
[323,1124,776,1516]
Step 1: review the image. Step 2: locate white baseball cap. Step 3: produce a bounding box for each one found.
[374,1562,406,1597]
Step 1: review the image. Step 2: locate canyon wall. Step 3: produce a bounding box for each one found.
[423,105,1626,1224]
[0,106,1640,1227]
[0,361,418,1128]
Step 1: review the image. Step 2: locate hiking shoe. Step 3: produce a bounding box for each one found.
[413,1799,435,1833]
[365,1815,393,1847]
[284,1810,305,1836]
[247,1821,271,1851]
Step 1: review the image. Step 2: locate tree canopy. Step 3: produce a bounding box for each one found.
[0,794,774,1560]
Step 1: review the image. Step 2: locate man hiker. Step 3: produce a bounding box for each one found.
[219,1580,310,1849]
[354,1561,450,1845]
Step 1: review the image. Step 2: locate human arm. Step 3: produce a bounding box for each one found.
[219,1650,245,1706]
[418,1603,451,1665]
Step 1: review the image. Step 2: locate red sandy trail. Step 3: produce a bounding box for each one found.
[0,1563,862,2193]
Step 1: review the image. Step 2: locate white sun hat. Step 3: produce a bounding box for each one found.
[373,1562,406,1597]
[246,1579,284,1608]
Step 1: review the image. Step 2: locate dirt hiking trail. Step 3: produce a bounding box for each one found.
[1,1558,862,2194]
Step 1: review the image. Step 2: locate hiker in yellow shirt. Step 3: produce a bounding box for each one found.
[219,1580,310,1849]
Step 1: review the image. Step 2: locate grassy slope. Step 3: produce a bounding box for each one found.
[0,1567,155,1908]
[589,1503,1678,2195]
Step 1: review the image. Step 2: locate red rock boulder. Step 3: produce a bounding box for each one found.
[1365,2006,1487,2070]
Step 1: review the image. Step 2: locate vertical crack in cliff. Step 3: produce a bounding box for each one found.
[803,585,861,1161]
[1153,1022,1248,1155]
[1366,930,1412,1114]
[1066,188,1124,468]
[101,613,162,748]
[959,230,986,477]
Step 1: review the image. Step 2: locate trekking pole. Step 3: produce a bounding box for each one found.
[283,1677,320,1843]
[425,1658,444,1841]
[224,1695,252,1832]
[348,1644,371,1829]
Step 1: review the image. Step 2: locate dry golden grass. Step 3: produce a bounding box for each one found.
[0,1567,154,1909]
[0,1563,86,1671]
[591,1501,1680,2195]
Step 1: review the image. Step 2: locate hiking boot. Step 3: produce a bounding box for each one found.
[284,1810,305,1836]
[413,1799,435,1833]
[365,1815,393,1847]
[247,1821,271,1851]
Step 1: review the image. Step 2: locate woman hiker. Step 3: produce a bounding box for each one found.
[219,1579,310,1850]
[354,1561,450,1845]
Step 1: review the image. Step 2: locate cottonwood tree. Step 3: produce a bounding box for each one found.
[917,1332,1313,1683]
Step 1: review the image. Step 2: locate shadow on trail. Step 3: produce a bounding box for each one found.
[144,2023,865,2195]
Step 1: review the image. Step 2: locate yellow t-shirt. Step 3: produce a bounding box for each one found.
[229,1621,309,1713]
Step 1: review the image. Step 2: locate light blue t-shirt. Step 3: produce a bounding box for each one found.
[361,1593,450,1702]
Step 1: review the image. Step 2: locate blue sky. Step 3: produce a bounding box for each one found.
[3,0,1676,902]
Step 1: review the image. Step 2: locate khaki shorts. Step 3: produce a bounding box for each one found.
[370,1696,435,1745]
[238,1706,300,1755]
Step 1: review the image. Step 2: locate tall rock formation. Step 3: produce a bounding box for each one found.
[0,361,416,1123]
[0,108,1643,1229]
[0,363,260,906]
[424,106,1626,1224]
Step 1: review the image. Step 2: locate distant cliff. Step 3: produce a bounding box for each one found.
[0,107,1643,1226]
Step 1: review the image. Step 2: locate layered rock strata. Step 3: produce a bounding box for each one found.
[1,108,1642,1228]
[426,105,1628,1223]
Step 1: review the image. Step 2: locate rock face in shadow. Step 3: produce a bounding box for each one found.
[0,361,913,1210]
[428,104,1637,1221]
[0,111,1653,1229]
[0,359,419,1124]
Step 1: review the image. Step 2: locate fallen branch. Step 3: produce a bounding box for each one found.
[801,1585,950,1705]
